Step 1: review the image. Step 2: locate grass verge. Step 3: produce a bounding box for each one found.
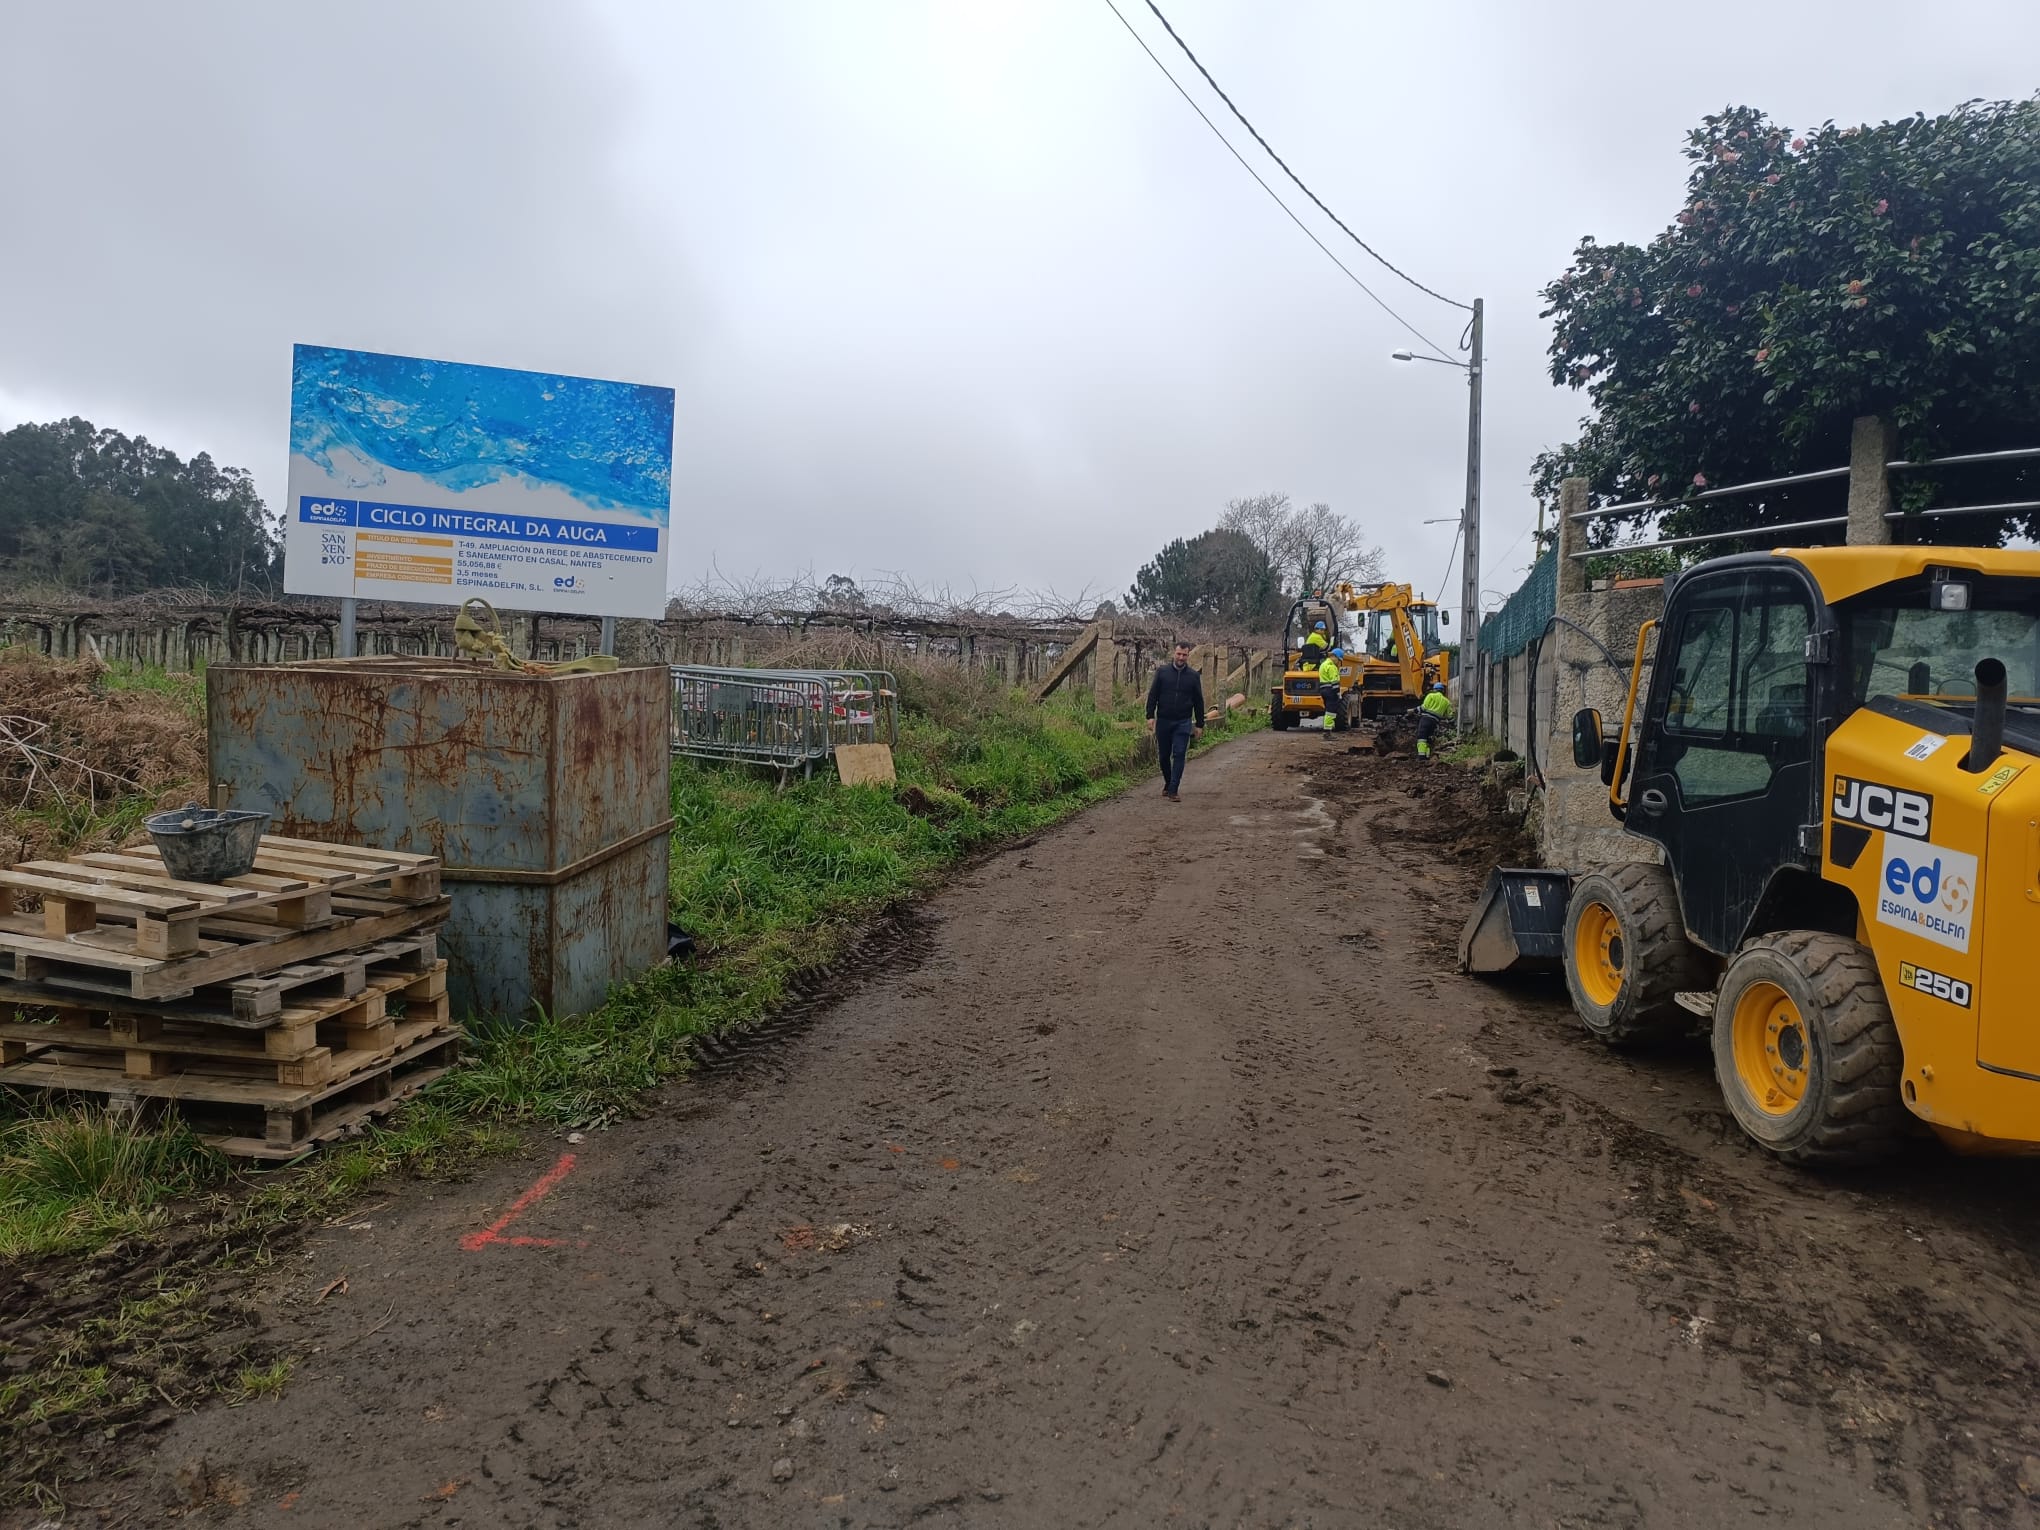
[0,662,1261,1501]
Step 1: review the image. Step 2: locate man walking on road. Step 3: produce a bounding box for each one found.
[1147,641,1206,801]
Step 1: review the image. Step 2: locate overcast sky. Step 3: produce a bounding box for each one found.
[3,1,2036,621]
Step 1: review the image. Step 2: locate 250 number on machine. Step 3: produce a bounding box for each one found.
[1898,960,1971,1009]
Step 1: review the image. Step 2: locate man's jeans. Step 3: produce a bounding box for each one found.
[1157,718,1195,792]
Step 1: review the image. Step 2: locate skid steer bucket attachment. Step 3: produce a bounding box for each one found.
[1459,868,1573,975]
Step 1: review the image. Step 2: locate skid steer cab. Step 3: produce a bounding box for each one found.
[1270,596,1356,732]
[1558,546,2040,1165]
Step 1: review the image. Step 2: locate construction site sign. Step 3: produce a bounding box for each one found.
[284,344,675,619]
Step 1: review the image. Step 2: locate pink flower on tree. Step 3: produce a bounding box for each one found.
[1647,475,1661,489]
[1688,284,1704,297]
[1791,137,1806,151]
[1693,473,1709,488]
[1875,199,1889,215]
[1765,173,1781,185]
[1720,150,1740,164]
[1847,279,1865,295]
[1688,401,1701,414]
[1755,347,1770,363]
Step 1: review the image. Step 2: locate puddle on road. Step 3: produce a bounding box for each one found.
[1290,795,1336,858]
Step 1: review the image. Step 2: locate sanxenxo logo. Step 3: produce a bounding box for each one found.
[1876,836,1979,954]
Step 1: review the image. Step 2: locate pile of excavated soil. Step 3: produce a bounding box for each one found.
[1343,749,1540,869]
[0,653,206,860]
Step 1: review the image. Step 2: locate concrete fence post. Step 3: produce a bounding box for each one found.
[1556,478,1589,598]
[1846,415,1896,546]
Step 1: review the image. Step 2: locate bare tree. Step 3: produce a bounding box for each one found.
[1219,493,1382,597]
[1218,492,1293,572]
[1291,501,1383,593]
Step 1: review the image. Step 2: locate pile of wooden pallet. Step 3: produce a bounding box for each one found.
[0,834,458,1159]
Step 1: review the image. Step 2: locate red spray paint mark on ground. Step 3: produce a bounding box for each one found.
[460,1153,585,1251]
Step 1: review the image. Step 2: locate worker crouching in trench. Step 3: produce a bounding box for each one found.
[1416,681,1453,758]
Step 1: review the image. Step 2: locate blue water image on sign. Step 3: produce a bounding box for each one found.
[284,343,676,618]
[290,345,674,522]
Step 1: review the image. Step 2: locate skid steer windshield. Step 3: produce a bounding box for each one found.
[1837,575,2040,730]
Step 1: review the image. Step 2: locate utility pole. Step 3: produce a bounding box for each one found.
[1390,299,1485,726]
[1458,298,1484,728]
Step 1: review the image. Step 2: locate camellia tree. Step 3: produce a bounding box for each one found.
[1534,96,2040,547]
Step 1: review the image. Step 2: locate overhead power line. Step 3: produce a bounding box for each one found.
[1434,522,1462,613]
[1100,0,1458,362]
[1140,0,1474,315]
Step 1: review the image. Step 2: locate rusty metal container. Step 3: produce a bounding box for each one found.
[207,658,672,1020]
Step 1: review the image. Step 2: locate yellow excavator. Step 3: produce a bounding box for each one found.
[1338,582,1451,728]
[1471,544,2040,1164]
[1270,584,1455,740]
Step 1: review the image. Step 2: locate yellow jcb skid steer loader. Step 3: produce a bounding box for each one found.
[1491,545,2040,1164]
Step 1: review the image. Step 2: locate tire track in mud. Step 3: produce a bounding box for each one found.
[57,736,2040,1530]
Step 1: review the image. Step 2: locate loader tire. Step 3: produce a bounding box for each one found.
[1711,931,1906,1166]
[1563,863,1710,1044]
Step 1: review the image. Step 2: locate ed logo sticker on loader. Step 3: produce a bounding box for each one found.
[1877,835,1978,954]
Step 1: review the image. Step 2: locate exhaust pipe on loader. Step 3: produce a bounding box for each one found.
[1964,656,2008,775]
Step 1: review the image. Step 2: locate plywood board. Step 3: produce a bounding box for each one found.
[834,744,898,787]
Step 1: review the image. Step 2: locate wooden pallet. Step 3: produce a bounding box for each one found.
[0,933,440,1025]
[0,1026,463,1160]
[0,835,441,963]
[0,894,448,1002]
[0,962,452,1089]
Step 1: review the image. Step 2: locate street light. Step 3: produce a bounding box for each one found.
[1391,297,1484,728]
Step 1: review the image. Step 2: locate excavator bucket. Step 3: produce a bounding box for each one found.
[1459,868,1573,976]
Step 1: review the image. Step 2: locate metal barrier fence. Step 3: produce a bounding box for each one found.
[669,666,899,774]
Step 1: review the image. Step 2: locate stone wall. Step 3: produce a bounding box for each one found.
[1478,493,1665,872]
[1540,525,1666,871]
[1486,413,1909,871]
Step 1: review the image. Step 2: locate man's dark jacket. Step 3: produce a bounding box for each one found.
[1146,662,1206,725]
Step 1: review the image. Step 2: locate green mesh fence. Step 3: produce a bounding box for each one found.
[1478,550,1555,662]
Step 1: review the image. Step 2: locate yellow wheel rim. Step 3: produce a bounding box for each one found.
[1731,980,1809,1117]
[1573,900,1625,1008]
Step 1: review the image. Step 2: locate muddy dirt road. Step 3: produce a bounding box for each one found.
[86,733,2040,1527]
